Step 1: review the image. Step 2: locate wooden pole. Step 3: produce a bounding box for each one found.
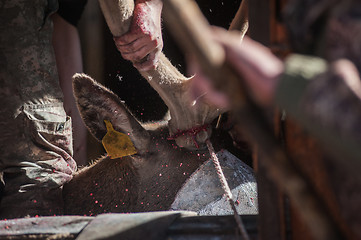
[162,0,343,239]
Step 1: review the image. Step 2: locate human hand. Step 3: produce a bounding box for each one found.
[114,0,163,71]
[189,27,284,108]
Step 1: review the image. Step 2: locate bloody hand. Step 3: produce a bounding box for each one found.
[114,0,163,71]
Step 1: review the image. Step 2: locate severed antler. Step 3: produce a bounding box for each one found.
[98,0,221,149]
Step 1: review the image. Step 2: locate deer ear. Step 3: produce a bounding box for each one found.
[72,73,150,152]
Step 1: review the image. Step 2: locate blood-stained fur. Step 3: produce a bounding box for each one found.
[63,74,257,215]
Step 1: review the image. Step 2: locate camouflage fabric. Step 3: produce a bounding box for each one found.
[0,0,77,218]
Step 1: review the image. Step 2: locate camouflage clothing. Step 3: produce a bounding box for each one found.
[0,0,77,218]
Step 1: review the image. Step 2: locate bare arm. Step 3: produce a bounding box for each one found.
[188,28,283,109]
[188,27,361,164]
[52,13,88,166]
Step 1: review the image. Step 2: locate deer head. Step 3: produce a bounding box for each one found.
[99,0,222,149]
[65,73,210,214]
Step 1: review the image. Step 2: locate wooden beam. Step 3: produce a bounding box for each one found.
[162,0,343,239]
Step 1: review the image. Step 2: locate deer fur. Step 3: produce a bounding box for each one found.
[63,74,256,215]
[62,0,255,216]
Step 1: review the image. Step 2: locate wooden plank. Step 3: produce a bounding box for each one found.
[0,213,258,240]
[257,158,285,240]
[168,215,258,239]
[0,216,92,240]
[76,211,196,240]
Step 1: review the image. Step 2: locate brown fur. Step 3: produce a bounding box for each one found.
[62,0,254,216]
[63,74,211,215]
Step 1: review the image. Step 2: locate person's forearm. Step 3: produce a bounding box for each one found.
[52,13,88,166]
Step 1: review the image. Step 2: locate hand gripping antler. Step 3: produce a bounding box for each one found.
[98,0,221,149]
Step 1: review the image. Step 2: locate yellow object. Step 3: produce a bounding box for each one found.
[102,120,137,159]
